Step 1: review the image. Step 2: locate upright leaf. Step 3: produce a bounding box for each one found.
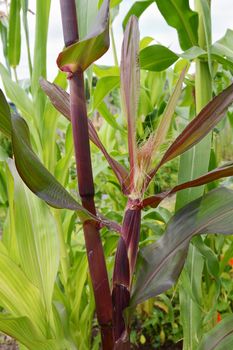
[149,82,233,180]
[8,0,21,67]
[121,15,140,193]
[7,160,59,324]
[155,0,198,50]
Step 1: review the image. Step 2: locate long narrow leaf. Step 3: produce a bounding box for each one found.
[8,0,21,67]
[148,83,233,181]
[131,187,233,306]
[40,78,129,193]
[143,162,233,208]
[121,16,140,193]
[198,314,233,350]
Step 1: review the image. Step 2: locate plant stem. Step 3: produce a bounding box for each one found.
[113,200,141,343]
[59,1,113,348]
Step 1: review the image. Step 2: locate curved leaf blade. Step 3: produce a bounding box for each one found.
[140,45,179,72]
[198,314,233,350]
[132,187,233,306]
[40,78,129,193]
[148,83,233,180]
[143,162,233,208]
[155,0,198,50]
[57,0,110,73]
[122,0,153,30]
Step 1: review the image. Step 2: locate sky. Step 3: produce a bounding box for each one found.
[0,0,232,81]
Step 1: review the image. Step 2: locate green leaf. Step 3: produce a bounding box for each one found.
[8,0,21,67]
[140,45,179,72]
[31,0,51,126]
[180,46,206,60]
[0,90,12,137]
[123,0,153,29]
[92,75,120,110]
[0,315,71,350]
[199,0,212,75]
[57,0,110,73]
[212,29,233,61]
[155,0,198,50]
[131,187,233,306]
[198,314,233,350]
[0,64,35,124]
[21,0,32,76]
[0,253,46,335]
[76,0,99,39]
[0,90,93,220]
[7,160,59,322]
[97,101,124,133]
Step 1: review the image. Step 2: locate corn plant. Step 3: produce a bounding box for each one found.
[1,0,233,349]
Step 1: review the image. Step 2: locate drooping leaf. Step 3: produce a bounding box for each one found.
[122,0,153,30]
[8,0,21,67]
[131,187,233,306]
[40,78,129,193]
[0,90,93,220]
[155,0,198,50]
[121,15,140,193]
[140,45,179,72]
[57,0,110,73]
[198,314,233,350]
[143,162,233,208]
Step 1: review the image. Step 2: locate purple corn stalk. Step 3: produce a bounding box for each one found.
[59,1,113,348]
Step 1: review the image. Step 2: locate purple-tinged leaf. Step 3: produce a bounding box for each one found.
[131,187,233,307]
[143,162,233,208]
[121,16,140,194]
[57,0,110,73]
[198,314,233,350]
[40,78,129,193]
[138,68,186,184]
[148,83,233,183]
